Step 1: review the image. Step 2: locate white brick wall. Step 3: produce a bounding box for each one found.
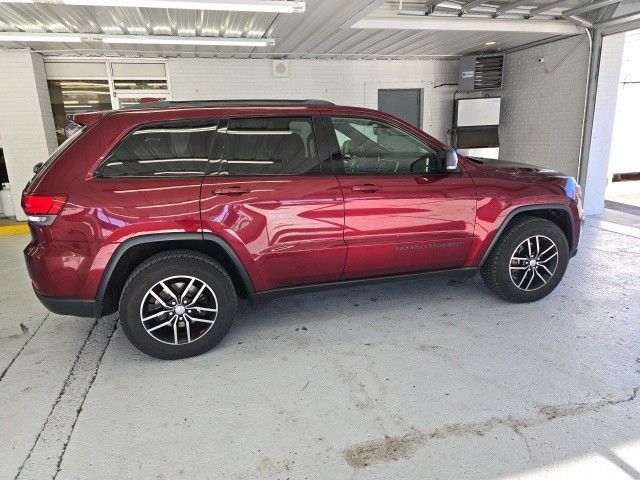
[499,36,590,176]
[0,49,57,221]
[167,58,459,143]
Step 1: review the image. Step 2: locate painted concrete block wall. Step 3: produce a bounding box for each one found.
[0,49,58,220]
[583,33,626,215]
[499,36,590,177]
[167,58,458,143]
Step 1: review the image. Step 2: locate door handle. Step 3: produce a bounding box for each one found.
[351,184,382,193]
[213,186,250,195]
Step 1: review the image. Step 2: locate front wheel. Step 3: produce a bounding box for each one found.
[119,250,237,359]
[481,216,570,303]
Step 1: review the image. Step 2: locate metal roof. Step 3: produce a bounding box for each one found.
[0,0,634,59]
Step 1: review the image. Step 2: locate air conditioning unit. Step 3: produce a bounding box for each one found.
[458,54,504,92]
[272,59,290,78]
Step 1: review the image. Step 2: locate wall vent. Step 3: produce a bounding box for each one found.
[458,54,504,92]
[272,59,290,78]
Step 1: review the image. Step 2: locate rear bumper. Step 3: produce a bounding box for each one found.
[35,291,96,318]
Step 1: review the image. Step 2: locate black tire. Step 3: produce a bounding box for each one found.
[119,250,237,359]
[481,216,569,303]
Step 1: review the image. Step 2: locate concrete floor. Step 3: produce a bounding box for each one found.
[607,180,640,209]
[1,212,639,480]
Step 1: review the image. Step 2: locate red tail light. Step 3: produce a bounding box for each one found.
[21,193,67,216]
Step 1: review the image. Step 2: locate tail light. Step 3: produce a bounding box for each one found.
[21,193,67,225]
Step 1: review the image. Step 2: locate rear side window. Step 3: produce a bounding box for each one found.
[98,119,218,178]
[213,117,320,176]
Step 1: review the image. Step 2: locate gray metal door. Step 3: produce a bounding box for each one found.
[378,89,422,128]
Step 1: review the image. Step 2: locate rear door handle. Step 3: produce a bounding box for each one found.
[213,186,250,195]
[351,184,382,193]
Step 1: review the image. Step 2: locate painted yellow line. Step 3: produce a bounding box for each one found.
[0,223,30,235]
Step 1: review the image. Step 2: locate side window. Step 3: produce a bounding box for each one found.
[98,119,218,178]
[214,117,320,176]
[330,117,440,174]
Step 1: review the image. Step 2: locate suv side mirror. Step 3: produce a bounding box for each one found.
[445,149,458,171]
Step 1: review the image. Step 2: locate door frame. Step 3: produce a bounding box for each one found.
[364,80,431,131]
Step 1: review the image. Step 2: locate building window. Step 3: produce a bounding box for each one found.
[48,80,111,144]
[46,61,169,144]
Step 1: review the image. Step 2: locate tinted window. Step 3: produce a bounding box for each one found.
[330,117,439,174]
[214,117,319,176]
[98,119,218,177]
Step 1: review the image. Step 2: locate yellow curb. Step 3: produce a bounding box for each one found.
[0,223,30,235]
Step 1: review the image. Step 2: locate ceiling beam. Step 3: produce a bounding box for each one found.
[594,10,640,29]
[563,0,620,17]
[337,0,388,29]
[353,15,583,34]
[567,15,593,28]
[424,0,446,9]
[495,0,534,16]
[460,0,487,14]
[529,0,573,16]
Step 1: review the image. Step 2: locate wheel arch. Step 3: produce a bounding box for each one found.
[97,233,255,316]
[479,204,575,266]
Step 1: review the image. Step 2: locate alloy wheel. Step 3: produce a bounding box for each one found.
[139,275,218,345]
[509,235,559,292]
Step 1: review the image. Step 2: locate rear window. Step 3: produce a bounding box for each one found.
[97,119,218,178]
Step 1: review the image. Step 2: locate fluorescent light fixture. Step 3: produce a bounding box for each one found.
[0,31,275,47]
[0,32,82,42]
[0,0,305,13]
[101,35,275,47]
[485,41,496,45]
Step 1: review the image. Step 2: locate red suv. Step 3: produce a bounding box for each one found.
[22,100,582,359]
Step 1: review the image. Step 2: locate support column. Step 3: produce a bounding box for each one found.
[581,32,626,215]
[0,49,57,221]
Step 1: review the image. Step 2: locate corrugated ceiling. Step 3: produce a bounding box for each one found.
[0,0,597,58]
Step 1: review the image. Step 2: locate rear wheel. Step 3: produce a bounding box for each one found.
[481,216,569,302]
[119,250,237,359]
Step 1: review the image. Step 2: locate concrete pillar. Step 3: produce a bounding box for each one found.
[0,49,58,221]
[583,33,626,215]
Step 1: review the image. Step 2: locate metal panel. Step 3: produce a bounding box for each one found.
[378,89,422,128]
[0,0,595,58]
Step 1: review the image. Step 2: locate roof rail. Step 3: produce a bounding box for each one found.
[122,99,335,110]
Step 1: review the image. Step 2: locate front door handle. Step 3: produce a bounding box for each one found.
[351,184,382,193]
[213,186,250,195]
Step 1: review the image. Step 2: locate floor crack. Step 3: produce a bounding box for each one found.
[341,386,640,471]
[13,315,118,480]
[0,313,49,384]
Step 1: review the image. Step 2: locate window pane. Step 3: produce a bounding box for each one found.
[48,80,111,144]
[99,120,217,178]
[113,80,168,91]
[330,117,439,174]
[216,117,319,176]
